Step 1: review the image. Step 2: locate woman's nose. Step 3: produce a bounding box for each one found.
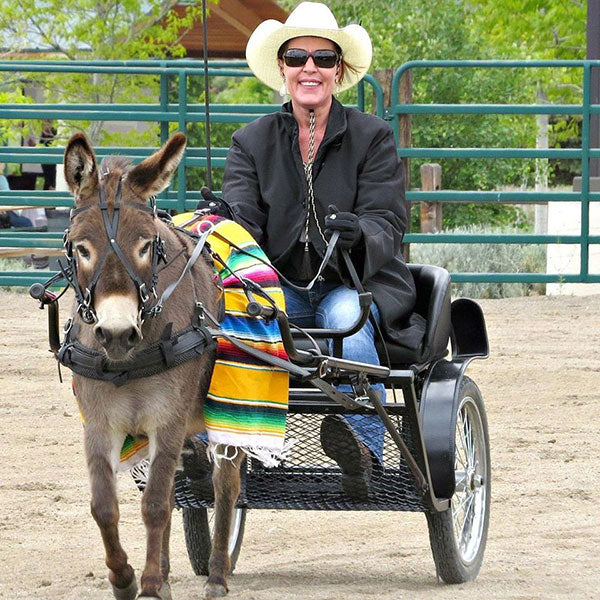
[302,56,317,71]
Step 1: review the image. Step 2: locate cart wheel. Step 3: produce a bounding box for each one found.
[426,376,490,583]
[182,506,246,576]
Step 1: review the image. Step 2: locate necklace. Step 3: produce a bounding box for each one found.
[302,110,327,251]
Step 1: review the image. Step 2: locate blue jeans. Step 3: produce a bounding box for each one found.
[282,282,386,462]
[7,211,33,228]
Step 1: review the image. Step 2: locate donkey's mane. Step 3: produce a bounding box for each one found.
[99,155,132,177]
[97,156,134,200]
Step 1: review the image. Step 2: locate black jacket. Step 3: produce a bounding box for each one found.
[222,98,425,350]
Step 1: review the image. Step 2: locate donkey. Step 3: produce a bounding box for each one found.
[63,132,243,600]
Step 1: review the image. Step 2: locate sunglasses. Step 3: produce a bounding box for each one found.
[282,48,341,69]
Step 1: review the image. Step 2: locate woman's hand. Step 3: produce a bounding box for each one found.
[324,211,362,249]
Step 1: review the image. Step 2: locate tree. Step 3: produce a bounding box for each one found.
[467,0,587,185]
[0,0,211,145]
[279,0,538,229]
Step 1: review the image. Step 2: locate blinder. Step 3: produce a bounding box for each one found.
[64,176,166,324]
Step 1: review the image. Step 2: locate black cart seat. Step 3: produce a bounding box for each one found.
[376,264,452,369]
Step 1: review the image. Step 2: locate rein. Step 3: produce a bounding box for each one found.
[33,204,377,413]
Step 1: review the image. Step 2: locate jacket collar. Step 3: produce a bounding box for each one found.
[280,97,347,147]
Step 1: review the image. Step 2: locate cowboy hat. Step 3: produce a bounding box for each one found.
[246,2,372,94]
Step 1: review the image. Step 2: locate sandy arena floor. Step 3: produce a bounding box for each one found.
[0,290,599,600]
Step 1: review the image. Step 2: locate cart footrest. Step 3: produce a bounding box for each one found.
[174,412,428,512]
[175,466,427,511]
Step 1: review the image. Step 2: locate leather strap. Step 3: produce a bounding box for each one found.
[57,324,216,387]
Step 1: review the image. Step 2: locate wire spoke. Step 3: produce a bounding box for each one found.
[456,413,469,468]
[452,490,472,520]
[457,494,475,550]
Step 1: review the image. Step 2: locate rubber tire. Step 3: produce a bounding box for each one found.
[426,377,491,583]
[182,507,246,577]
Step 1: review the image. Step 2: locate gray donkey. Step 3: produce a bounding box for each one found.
[63,132,244,599]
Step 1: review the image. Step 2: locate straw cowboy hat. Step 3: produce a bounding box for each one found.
[246,2,372,94]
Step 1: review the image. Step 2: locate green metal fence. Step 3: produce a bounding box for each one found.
[395,60,600,284]
[1,59,599,287]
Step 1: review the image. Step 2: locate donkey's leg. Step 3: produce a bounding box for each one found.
[139,425,185,599]
[85,427,137,600]
[204,448,245,600]
[157,485,175,600]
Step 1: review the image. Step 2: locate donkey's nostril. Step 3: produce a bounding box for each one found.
[95,326,109,345]
[123,327,142,351]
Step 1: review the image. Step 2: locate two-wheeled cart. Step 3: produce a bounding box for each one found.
[175,260,490,584]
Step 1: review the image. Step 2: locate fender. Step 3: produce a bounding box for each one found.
[419,298,489,499]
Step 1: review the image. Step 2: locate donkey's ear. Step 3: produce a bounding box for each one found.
[127,133,187,198]
[64,133,98,198]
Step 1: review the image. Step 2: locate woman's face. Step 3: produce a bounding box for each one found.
[279,36,340,112]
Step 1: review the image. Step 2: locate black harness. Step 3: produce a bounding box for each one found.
[36,177,221,386]
[65,178,167,324]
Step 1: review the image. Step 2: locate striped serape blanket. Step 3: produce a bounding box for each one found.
[120,213,290,471]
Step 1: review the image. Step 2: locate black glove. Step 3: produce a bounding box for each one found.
[324,211,362,249]
[196,186,235,220]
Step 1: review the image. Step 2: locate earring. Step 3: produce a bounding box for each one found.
[279,80,287,97]
[334,81,340,94]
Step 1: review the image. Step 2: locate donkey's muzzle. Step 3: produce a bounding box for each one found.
[94,324,142,358]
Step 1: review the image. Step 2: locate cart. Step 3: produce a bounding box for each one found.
[174,260,490,584]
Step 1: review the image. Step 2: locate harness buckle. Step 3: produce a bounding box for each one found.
[155,236,167,264]
[192,301,205,329]
[79,288,96,324]
[139,283,149,304]
[64,318,73,335]
[318,359,329,379]
[80,308,95,324]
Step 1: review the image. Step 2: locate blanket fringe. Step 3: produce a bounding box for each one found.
[129,438,296,488]
[207,438,296,469]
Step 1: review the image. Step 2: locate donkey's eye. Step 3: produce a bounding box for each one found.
[139,241,152,258]
[76,244,91,260]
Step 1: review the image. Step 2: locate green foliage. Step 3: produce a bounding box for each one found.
[0,0,214,144]
[410,225,547,298]
[279,0,540,229]
[181,75,275,192]
[410,201,531,232]
[466,0,587,188]
[548,114,582,185]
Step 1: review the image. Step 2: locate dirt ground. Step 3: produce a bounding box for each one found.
[1,289,599,600]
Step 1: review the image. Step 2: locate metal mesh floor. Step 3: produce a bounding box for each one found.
[175,410,427,512]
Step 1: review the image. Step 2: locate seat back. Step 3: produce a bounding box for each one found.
[375,264,452,368]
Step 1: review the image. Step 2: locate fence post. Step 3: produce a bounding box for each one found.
[420,163,442,233]
[381,68,412,260]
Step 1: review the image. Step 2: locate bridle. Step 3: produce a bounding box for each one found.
[64,175,167,324]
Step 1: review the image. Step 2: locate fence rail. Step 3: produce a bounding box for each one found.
[1,59,599,286]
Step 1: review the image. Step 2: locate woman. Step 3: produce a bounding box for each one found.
[223,2,425,500]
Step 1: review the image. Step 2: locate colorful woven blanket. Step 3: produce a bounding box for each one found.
[119,213,289,470]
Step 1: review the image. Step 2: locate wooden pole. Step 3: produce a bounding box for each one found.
[420,163,442,233]
[398,70,413,191]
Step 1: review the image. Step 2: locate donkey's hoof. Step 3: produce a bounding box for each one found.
[204,581,228,599]
[138,581,172,600]
[159,582,172,600]
[112,577,138,600]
